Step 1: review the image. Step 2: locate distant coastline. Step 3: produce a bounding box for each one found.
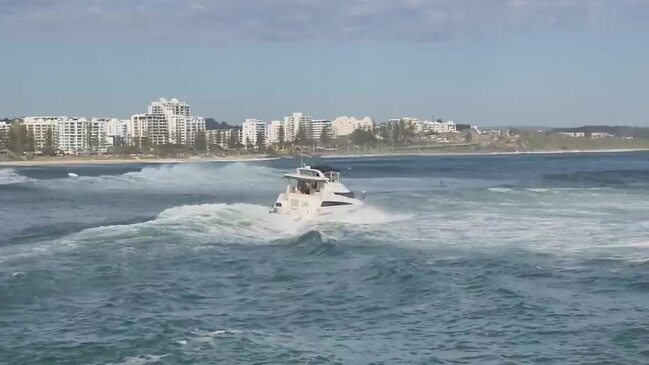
[0,155,281,167]
[319,148,649,159]
[2,148,649,167]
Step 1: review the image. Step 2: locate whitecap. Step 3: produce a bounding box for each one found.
[487,187,514,193]
[107,354,170,365]
[0,168,32,185]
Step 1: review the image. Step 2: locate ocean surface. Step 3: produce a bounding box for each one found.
[1,153,648,364]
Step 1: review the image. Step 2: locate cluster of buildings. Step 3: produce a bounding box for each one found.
[1,97,462,154]
[556,131,615,138]
[237,113,335,148]
[3,98,207,154]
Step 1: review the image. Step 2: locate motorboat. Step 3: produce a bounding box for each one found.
[270,165,365,217]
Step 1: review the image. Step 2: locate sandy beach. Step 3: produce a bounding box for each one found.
[2,148,648,167]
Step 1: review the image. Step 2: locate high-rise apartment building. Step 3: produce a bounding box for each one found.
[22,116,62,150]
[311,119,332,141]
[241,119,267,148]
[283,112,312,142]
[266,120,283,145]
[56,118,108,153]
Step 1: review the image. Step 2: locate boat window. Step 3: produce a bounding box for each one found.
[324,171,339,182]
[296,180,319,195]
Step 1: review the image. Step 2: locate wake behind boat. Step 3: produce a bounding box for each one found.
[270,165,365,218]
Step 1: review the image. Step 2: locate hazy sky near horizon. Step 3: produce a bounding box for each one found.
[1,0,648,126]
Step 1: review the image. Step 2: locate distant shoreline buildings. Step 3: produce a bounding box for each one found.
[0,97,472,155]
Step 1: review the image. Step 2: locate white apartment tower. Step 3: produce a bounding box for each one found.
[241,119,267,148]
[145,97,205,145]
[22,116,62,150]
[105,119,130,146]
[206,128,241,150]
[129,113,168,146]
[56,118,108,154]
[311,119,332,141]
[283,112,312,142]
[266,120,283,145]
[0,121,9,148]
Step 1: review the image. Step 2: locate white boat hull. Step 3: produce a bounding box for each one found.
[269,165,365,219]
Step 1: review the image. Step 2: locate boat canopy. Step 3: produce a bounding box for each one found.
[283,173,328,182]
[311,165,340,173]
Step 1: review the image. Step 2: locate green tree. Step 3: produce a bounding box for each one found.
[6,124,34,154]
[350,129,376,147]
[226,131,238,150]
[194,130,207,152]
[403,122,416,145]
[379,126,389,142]
[255,132,265,151]
[392,122,402,145]
[278,125,285,144]
[296,127,308,147]
[320,125,331,146]
[140,137,152,153]
[245,137,254,151]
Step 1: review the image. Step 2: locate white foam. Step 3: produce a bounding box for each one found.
[526,188,554,193]
[0,168,32,185]
[33,162,285,193]
[487,187,514,193]
[107,354,170,365]
[59,202,411,250]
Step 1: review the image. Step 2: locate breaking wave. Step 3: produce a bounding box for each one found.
[22,162,285,193]
[0,168,33,185]
[64,203,410,248]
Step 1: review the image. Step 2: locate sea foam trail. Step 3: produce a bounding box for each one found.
[68,203,410,246]
[0,168,33,185]
[30,162,285,193]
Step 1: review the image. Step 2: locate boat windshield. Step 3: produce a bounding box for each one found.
[289,179,323,195]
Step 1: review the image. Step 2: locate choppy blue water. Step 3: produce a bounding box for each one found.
[1,153,648,364]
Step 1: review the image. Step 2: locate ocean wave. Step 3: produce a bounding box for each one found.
[25,162,285,193]
[0,168,33,185]
[106,354,170,365]
[543,169,649,188]
[64,203,407,247]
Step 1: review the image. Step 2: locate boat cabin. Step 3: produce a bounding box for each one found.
[283,165,341,196]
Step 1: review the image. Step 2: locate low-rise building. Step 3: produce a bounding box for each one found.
[387,118,423,134]
[331,116,374,136]
[206,128,241,150]
[558,132,585,137]
[422,120,457,134]
[590,132,614,139]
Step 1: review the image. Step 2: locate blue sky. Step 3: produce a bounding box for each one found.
[1,0,648,126]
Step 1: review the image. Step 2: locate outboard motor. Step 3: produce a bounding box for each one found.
[360,191,367,200]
